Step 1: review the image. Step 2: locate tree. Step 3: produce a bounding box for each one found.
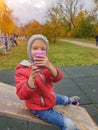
[0,0,16,34]
[44,2,66,43]
[93,0,98,10]
[44,0,83,41]
[73,11,96,37]
[25,20,41,36]
[16,20,41,36]
[61,0,82,30]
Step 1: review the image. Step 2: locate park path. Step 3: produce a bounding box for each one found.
[61,39,98,49]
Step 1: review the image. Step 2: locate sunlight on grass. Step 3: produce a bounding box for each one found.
[0,39,98,70]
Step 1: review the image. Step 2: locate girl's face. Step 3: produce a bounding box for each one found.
[31,39,47,58]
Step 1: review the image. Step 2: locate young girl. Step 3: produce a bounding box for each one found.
[15,34,80,130]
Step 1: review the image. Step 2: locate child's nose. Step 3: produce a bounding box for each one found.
[37,49,42,51]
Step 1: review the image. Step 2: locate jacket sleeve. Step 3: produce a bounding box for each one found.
[15,65,35,100]
[49,68,63,82]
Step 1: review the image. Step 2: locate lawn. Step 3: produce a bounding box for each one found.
[0,39,98,70]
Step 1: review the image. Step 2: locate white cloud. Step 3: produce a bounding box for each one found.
[6,0,58,25]
[81,0,95,10]
[6,0,94,25]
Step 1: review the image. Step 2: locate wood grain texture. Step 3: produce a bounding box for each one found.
[0,82,98,130]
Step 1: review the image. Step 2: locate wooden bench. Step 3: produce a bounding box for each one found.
[0,82,98,130]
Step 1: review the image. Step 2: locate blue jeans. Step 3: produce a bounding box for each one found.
[30,94,78,130]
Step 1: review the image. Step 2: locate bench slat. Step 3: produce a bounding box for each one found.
[0,82,98,130]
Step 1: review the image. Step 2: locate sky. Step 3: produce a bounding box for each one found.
[6,0,95,25]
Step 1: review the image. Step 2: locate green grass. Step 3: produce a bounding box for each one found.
[0,39,98,70]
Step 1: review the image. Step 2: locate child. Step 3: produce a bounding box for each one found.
[15,34,80,130]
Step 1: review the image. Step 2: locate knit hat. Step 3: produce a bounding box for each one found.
[27,34,49,62]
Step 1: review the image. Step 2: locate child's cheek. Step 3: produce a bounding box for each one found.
[31,50,35,58]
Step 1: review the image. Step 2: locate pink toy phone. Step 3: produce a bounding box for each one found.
[34,51,46,70]
[34,51,46,58]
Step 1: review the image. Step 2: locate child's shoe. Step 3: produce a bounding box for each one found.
[70,96,80,106]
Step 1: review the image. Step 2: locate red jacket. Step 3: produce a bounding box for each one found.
[15,64,63,110]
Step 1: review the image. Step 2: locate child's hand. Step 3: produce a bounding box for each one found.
[34,55,57,77]
[28,65,40,89]
[34,55,50,69]
[30,64,40,79]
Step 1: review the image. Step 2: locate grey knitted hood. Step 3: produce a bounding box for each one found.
[27,34,49,62]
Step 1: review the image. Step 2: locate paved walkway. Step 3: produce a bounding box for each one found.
[61,39,98,49]
[0,65,98,125]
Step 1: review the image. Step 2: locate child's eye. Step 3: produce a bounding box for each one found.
[41,48,46,51]
[32,47,38,50]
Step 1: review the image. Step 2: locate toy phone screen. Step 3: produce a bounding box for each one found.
[33,51,46,70]
[34,51,46,58]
